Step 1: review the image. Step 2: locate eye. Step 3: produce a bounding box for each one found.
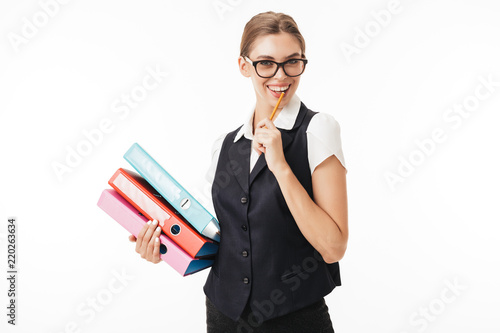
[259,61,274,67]
[287,59,300,65]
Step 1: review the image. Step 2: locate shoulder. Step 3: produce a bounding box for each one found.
[210,132,229,161]
[205,131,229,186]
[307,112,341,136]
[305,111,347,173]
[306,112,343,154]
[210,124,243,157]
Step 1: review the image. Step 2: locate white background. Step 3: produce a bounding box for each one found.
[1,0,499,332]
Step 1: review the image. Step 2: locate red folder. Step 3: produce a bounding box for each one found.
[108,168,218,258]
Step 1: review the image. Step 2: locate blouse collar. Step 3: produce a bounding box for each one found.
[233,94,301,143]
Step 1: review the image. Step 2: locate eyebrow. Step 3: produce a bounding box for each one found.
[255,53,302,60]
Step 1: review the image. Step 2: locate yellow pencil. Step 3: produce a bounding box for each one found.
[269,92,285,121]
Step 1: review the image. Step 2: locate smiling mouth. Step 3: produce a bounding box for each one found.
[267,84,291,94]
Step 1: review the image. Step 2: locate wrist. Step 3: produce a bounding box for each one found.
[272,161,292,180]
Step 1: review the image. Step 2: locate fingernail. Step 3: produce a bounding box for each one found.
[153,219,158,225]
[155,226,161,232]
[147,220,151,225]
[155,237,159,242]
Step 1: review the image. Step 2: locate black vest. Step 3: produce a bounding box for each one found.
[203,102,341,322]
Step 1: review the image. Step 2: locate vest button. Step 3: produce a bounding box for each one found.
[241,225,247,231]
[243,277,249,284]
[242,250,248,257]
[240,197,248,204]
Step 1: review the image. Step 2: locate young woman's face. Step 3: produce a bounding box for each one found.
[240,32,304,110]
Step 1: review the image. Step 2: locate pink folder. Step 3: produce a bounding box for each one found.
[97,189,214,276]
[108,168,218,258]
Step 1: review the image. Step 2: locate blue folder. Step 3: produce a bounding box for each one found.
[124,143,220,242]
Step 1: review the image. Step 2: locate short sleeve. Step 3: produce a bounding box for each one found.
[205,132,227,186]
[203,133,227,216]
[306,113,347,174]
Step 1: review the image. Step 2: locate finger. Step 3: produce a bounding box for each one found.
[255,127,278,143]
[254,132,272,147]
[135,221,151,252]
[129,235,137,242]
[152,237,162,264]
[257,117,275,130]
[140,219,158,256]
[254,127,268,139]
[147,226,162,261]
[256,117,269,128]
[264,118,277,130]
[254,129,272,144]
[252,139,263,155]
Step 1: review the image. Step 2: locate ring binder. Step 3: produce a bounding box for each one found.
[108,168,218,258]
[124,143,221,242]
[97,189,214,276]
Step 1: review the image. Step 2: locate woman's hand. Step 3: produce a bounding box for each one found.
[128,219,162,264]
[252,118,288,174]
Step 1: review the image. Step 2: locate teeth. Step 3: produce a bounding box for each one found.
[268,85,289,92]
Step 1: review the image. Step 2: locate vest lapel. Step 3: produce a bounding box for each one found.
[228,137,251,193]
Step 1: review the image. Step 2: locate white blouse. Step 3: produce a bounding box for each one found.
[205,94,346,185]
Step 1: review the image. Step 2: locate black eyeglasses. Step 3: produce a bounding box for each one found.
[245,57,308,78]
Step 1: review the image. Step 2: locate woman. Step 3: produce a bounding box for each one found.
[131,11,348,333]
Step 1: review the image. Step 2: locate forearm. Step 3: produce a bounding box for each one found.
[273,163,347,263]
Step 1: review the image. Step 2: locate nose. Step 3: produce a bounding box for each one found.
[274,65,287,80]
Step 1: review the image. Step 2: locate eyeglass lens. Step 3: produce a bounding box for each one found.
[256,60,306,78]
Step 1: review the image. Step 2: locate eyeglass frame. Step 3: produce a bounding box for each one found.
[244,56,308,78]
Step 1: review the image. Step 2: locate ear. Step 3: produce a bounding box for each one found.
[238,56,251,78]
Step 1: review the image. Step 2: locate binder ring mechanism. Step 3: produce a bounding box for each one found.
[170,224,181,236]
[180,198,191,210]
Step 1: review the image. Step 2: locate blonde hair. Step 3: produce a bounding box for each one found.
[240,11,306,58]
